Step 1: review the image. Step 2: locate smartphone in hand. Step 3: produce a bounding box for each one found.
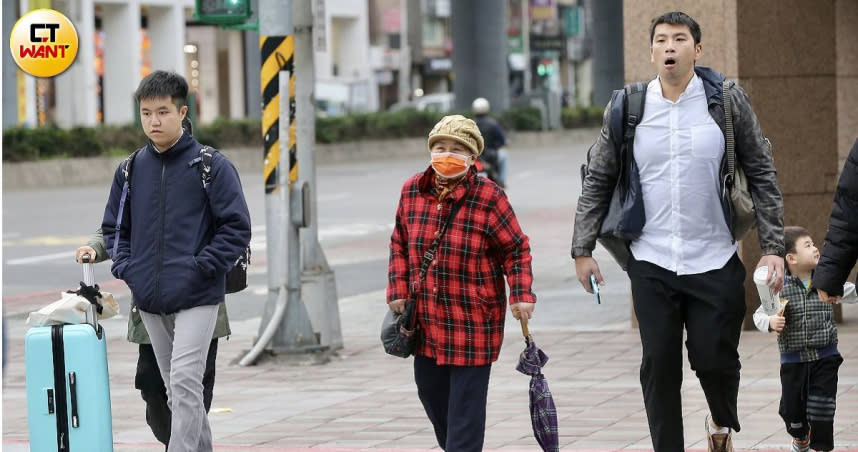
[590,274,601,304]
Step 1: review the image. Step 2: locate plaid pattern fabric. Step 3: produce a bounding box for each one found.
[778,275,838,361]
[388,167,536,366]
[517,340,559,451]
[530,375,559,452]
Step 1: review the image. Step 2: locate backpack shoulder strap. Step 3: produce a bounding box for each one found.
[199,146,217,188]
[623,82,647,142]
[112,147,143,257]
[187,146,218,189]
[120,147,144,184]
[608,81,648,148]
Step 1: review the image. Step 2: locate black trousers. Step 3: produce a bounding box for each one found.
[135,339,218,446]
[779,354,842,451]
[628,253,746,452]
[413,355,492,452]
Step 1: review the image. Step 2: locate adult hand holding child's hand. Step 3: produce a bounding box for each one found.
[818,289,841,304]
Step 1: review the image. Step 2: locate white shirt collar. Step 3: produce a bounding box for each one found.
[652,73,702,102]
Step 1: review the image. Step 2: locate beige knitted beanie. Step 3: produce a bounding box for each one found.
[427,114,485,157]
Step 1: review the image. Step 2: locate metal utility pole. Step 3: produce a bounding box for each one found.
[397,0,411,104]
[590,0,623,106]
[451,0,509,111]
[241,0,325,365]
[297,0,342,351]
[2,1,19,128]
[521,0,531,94]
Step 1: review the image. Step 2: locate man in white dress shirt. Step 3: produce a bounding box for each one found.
[571,11,785,452]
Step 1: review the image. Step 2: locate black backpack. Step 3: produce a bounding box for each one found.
[578,82,647,269]
[580,82,647,183]
[115,147,250,294]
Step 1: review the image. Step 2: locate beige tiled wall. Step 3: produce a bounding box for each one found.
[622,0,856,326]
[837,0,858,164]
[622,1,738,83]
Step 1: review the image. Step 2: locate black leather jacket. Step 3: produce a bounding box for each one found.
[814,138,858,296]
[572,66,784,259]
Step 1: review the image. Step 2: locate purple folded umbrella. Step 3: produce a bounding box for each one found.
[516,318,559,452]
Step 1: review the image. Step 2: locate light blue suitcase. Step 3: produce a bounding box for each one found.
[25,259,113,451]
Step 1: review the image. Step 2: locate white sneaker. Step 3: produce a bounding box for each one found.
[791,435,810,452]
[705,415,733,452]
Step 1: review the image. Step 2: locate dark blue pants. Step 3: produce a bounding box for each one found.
[413,355,492,452]
[629,253,746,452]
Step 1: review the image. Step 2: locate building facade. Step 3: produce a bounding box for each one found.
[5,0,376,127]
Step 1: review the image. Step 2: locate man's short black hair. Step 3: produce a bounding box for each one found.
[784,226,811,255]
[650,11,701,45]
[135,70,188,110]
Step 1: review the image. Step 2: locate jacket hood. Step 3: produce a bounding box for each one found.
[694,66,726,104]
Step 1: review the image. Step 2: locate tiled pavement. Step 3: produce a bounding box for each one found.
[4,300,858,451]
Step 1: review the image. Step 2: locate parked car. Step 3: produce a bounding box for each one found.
[389,92,455,113]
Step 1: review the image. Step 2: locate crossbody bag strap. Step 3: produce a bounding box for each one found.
[404,190,470,330]
[723,80,736,186]
[405,192,468,330]
[416,193,469,282]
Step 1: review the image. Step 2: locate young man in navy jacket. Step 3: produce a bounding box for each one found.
[101,71,251,452]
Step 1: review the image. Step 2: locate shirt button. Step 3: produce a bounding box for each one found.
[437,203,442,210]
[435,231,440,236]
[433,288,438,293]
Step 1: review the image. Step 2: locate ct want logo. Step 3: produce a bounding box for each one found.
[9,9,79,78]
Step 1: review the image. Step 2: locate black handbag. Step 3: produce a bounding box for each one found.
[381,191,469,358]
[225,246,250,294]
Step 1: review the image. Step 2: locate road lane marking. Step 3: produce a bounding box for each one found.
[6,251,76,265]
[3,235,90,247]
[4,223,391,266]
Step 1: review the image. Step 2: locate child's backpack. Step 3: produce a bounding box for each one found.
[114,147,250,294]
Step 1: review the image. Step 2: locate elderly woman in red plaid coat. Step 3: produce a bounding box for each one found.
[387,114,537,451]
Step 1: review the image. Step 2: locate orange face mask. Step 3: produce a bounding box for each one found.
[431,152,472,178]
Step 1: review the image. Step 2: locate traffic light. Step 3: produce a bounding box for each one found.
[195,0,252,25]
[537,59,554,77]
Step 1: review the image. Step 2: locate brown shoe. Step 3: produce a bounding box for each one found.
[706,415,734,452]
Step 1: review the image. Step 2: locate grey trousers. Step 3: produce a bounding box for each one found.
[140,304,219,452]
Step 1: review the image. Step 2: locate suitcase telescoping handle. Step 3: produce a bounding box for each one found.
[80,254,99,332]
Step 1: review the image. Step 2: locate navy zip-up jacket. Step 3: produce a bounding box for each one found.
[101,132,251,314]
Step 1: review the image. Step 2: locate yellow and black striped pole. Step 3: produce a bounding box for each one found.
[260,35,296,193]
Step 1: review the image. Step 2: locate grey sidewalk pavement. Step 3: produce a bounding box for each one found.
[4,290,858,451]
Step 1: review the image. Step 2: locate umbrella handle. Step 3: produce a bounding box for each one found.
[519,315,530,340]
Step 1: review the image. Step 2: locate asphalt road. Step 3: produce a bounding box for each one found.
[2,140,633,333]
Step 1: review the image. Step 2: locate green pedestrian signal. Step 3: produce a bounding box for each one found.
[537,60,554,77]
[195,0,252,25]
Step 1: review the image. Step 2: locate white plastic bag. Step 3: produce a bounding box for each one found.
[27,291,120,327]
